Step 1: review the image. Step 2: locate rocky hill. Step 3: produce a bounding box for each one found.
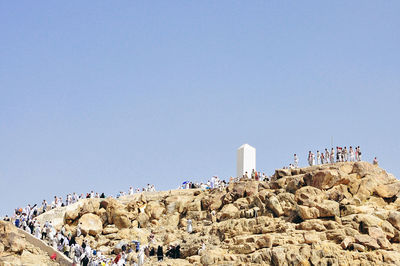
[0,221,60,265]
[4,161,400,265]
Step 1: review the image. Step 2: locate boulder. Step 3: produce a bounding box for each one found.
[304,231,324,244]
[266,196,284,217]
[298,205,319,220]
[217,204,239,221]
[286,175,305,193]
[165,195,193,214]
[326,185,352,202]
[275,169,292,179]
[352,162,388,179]
[137,212,150,228]
[304,170,340,190]
[375,182,400,198]
[341,236,354,249]
[104,198,126,224]
[65,208,80,224]
[145,201,165,220]
[102,225,118,235]
[80,199,100,215]
[295,186,325,206]
[78,213,103,236]
[354,234,380,250]
[113,209,131,229]
[316,200,339,218]
[244,181,259,197]
[388,211,400,230]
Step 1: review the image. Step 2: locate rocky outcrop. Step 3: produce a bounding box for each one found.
[13,162,400,265]
[0,221,60,265]
[79,213,103,236]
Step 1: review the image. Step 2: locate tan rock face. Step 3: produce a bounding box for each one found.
[80,199,100,215]
[79,213,103,236]
[217,204,239,221]
[0,221,58,265]
[65,208,80,224]
[304,170,340,190]
[375,183,400,198]
[17,162,400,265]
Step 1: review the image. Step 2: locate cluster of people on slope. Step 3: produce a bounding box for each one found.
[181,170,270,191]
[180,176,228,191]
[11,183,158,224]
[10,209,172,266]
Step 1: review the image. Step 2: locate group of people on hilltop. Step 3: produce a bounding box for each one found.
[292,146,363,168]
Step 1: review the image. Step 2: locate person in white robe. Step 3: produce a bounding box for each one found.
[187,219,193,234]
[137,247,145,266]
[34,224,41,239]
[76,224,82,237]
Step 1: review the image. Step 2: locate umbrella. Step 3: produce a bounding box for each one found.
[182,181,190,185]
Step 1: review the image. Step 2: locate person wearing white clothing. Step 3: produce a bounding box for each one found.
[187,219,193,234]
[137,247,145,266]
[349,146,355,162]
[294,154,299,168]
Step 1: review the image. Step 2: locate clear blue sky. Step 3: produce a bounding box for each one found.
[1,1,399,215]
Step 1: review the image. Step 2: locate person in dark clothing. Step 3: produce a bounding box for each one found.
[149,247,155,256]
[29,222,34,234]
[100,193,105,198]
[82,256,89,266]
[69,235,76,246]
[157,245,163,261]
[175,245,180,259]
[166,246,174,258]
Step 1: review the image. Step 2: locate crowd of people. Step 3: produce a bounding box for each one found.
[179,176,227,190]
[292,146,364,168]
[180,169,269,191]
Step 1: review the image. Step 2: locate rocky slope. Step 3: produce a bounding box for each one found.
[0,221,59,266]
[5,161,400,265]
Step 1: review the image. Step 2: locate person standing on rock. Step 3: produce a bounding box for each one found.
[294,154,299,168]
[324,149,329,164]
[137,247,144,266]
[349,146,355,162]
[357,146,362,161]
[187,219,193,234]
[355,146,359,161]
[330,148,335,163]
[311,152,315,166]
[343,147,348,162]
[373,157,378,165]
[157,245,163,262]
[316,151,321,165]
[73,244,83,266]
[34,222,41,239]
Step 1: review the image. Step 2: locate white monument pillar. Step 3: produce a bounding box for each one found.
[237,144,256,178]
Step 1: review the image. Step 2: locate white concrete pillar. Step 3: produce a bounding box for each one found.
[237,144,256,178]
